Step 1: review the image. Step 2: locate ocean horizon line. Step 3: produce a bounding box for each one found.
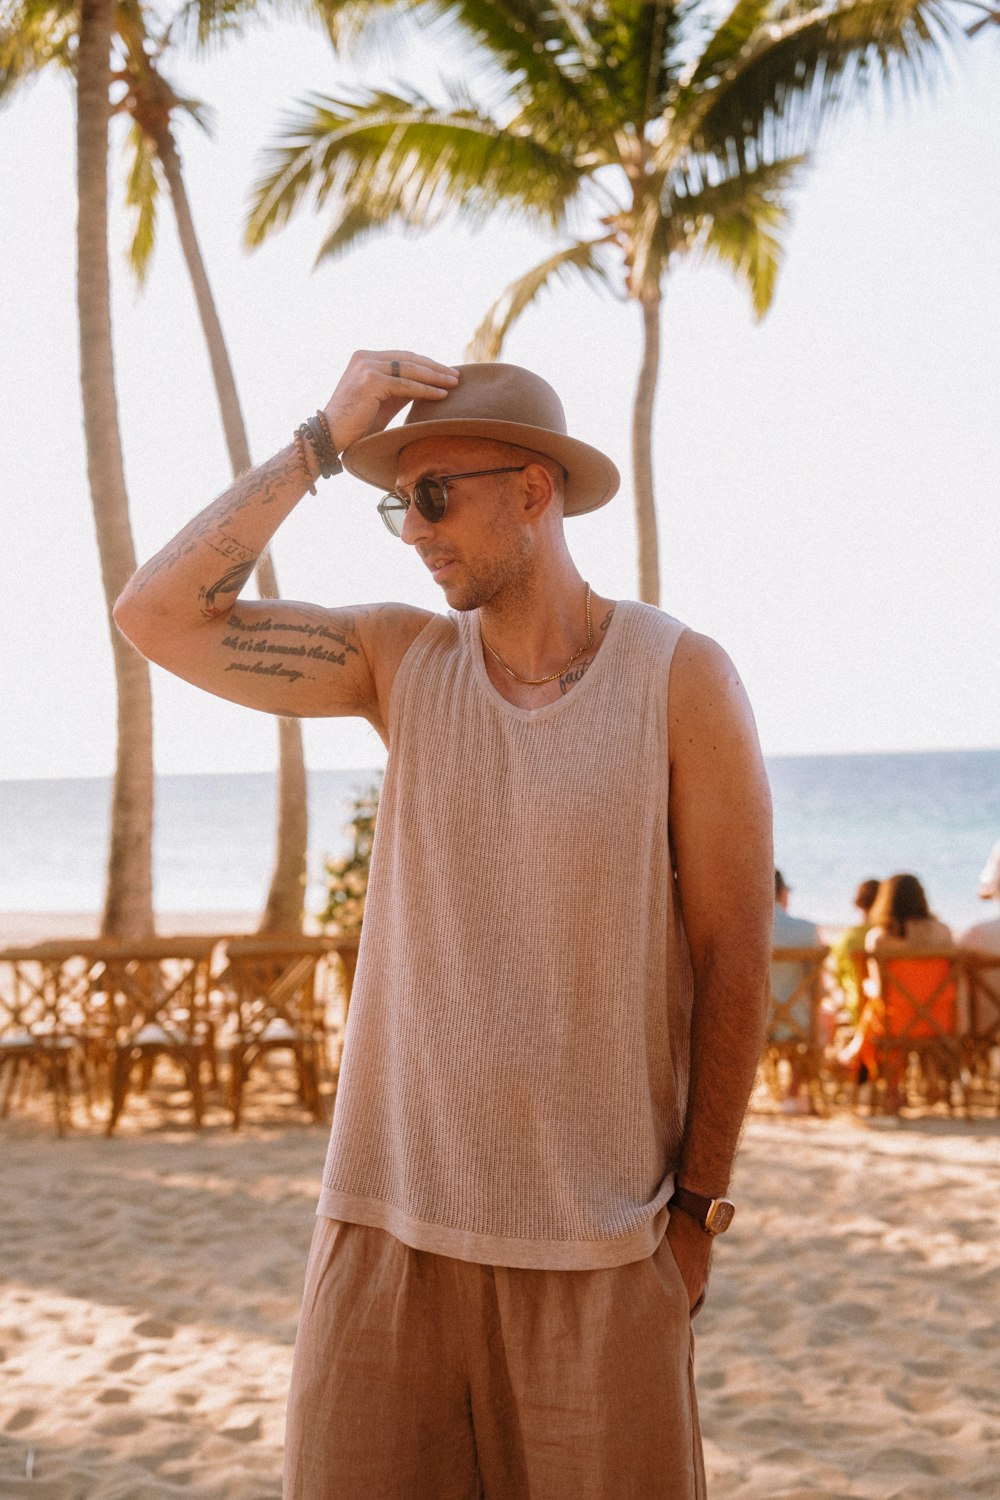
[4,742,1000,786]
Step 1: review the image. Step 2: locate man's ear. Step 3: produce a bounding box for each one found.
[519,461,556,523]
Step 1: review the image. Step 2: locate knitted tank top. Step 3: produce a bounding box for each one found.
[317,599,695,1269]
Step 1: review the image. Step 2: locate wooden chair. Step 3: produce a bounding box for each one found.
[864,948,965,1114]
[0,942,95,1135]
[763,946,830,1111]
[329,935,360,1027]
[223,935,335,1128]
[962,950,1000,1112]
[88,937,218,1135]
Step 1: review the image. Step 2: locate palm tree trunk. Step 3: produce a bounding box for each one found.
[631,295,662,606]
[152,116,308,933]
[77,0,154,939]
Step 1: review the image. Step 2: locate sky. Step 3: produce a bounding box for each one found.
[2,15,999,781]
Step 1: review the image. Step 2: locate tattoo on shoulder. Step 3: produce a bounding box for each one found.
[600,607,615,633]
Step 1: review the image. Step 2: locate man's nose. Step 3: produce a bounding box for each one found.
[400,499,433,546]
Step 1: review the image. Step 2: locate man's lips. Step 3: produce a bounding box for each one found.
[422,554,457,581]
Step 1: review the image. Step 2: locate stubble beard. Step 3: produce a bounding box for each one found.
[438,506,531,615]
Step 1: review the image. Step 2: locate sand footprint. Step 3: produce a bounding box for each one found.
[4,1406,38,1432]
[133,1318,176,1339]
[106,1350,143,1374]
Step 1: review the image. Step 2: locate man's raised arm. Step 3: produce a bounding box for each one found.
[113,351,458,732]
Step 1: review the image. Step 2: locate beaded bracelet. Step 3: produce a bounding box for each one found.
[293,430,318,495]
[296,411,343,480]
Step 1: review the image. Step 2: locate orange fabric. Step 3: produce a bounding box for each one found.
[855,957,957,1080]
[284,1219,706,1500]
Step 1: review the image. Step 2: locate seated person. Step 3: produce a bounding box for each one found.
[976,838,1000,903]
[959,849,1000,1042]
[840,874,952,1096]
[961,845,1000,954]
[830,877,880,1022]
[865,873,952,961]
[770,870,822,1108]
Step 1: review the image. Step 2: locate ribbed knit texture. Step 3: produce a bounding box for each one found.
[317,600,695,1269]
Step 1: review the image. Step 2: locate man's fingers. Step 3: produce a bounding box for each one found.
[382,351,460,379]
[324,351,459,449]
[381,352,460,399]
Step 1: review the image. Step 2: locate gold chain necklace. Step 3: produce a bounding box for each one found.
[481,583,593,686]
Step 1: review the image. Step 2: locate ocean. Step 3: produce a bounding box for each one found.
[2,749,998,934]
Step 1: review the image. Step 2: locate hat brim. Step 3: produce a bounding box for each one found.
[342,418,619,517]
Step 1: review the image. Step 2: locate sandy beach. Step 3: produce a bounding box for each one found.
[2,914,999,1497]
[1,1103,997,1498]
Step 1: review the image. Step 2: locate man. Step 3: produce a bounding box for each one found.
[768,871,822,1111]
[115,349,774,1499]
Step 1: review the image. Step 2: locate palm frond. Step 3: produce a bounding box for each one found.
[590,0,688,122]
[123,117,160,285]
[245,84,586,253]
[666,155,807,317]
[0,0,75,99]
[422,0,619,123]
[665,0,960,175]
[673,0,775,98]
[466,237,615,359]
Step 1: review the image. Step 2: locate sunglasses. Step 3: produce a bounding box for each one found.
[376,466,527,538]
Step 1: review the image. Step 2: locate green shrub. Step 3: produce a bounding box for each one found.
[318,777,381,934]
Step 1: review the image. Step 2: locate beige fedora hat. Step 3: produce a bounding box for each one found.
[342,363,619,516]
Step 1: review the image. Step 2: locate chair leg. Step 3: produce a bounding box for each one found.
[52,1052,71,1137]
[0,1055,18,1118]
[106,1049,132,1136]
[187,1051,205,1127]
[228,1047,245,1131]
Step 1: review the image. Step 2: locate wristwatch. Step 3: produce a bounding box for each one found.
[668,1186,736,1236]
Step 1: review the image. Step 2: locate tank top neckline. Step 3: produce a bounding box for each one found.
[458,597,629,722]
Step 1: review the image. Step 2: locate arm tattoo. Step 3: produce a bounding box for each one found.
[199,560,258,618]
[130,447,302,595]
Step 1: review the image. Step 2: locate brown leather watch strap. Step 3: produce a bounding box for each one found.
[668,1186,736,1235]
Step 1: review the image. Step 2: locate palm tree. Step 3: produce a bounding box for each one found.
[2,0,310,932]
[71,0,157,936]
[115,3,309,931]
[246,0,963,604]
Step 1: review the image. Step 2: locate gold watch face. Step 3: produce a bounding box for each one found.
[705,1199,736,1235]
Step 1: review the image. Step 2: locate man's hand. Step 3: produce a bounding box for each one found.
[324,350,459,453]
[665,1206,714,1316]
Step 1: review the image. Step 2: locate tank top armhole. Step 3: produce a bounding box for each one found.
[654,615,690,778]
[386,612,454,742]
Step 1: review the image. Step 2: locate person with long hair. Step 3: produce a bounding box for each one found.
[838,874,952,1104]
[865,874,950,949]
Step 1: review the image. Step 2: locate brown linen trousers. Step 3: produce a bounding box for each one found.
[284,1219,706,1500]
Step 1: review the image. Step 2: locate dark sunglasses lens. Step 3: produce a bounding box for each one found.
[378,494,407,537]
[413,478,447,522]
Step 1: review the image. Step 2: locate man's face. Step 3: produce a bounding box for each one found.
[394,437,530,612]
